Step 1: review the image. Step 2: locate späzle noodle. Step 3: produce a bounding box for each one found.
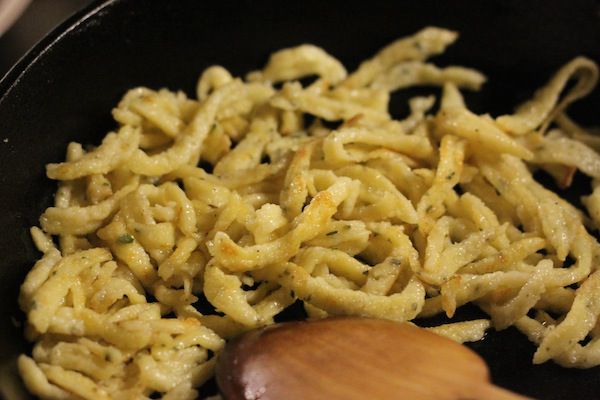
[18,27,600,399]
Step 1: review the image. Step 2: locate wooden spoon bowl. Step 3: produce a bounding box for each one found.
[216,317,529,400]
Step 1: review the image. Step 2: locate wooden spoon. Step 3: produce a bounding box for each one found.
[216,317,530,400]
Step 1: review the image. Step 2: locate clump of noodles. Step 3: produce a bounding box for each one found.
[17,26,600,400]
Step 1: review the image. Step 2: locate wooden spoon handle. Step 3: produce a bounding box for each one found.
[217,318,532,400]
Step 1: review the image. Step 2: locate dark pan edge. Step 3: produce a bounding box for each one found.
[0,0,115,99]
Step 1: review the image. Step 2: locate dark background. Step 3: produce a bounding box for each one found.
[0,0,93,77]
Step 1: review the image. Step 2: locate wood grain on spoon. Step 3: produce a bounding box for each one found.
[216,317,530,400]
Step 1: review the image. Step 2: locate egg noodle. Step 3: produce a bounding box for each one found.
[17,27,600,399]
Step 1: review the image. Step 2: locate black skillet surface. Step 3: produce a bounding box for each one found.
[1,0,599,398]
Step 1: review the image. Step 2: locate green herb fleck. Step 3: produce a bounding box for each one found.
[326,230,338,236]
[389,258,402,266]
[30,300,37,310]
[446,172,455,180]
[117,234,134,244]
[290,290,296,298]
[362,270,369,276]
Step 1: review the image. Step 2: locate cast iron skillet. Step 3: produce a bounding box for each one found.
[1,0,599,398]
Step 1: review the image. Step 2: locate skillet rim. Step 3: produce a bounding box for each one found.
[0,0,116,100]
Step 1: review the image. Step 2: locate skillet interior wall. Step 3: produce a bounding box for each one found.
[0,0,598,398]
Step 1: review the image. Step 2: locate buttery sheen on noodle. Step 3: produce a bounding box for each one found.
[18,27,600,399]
